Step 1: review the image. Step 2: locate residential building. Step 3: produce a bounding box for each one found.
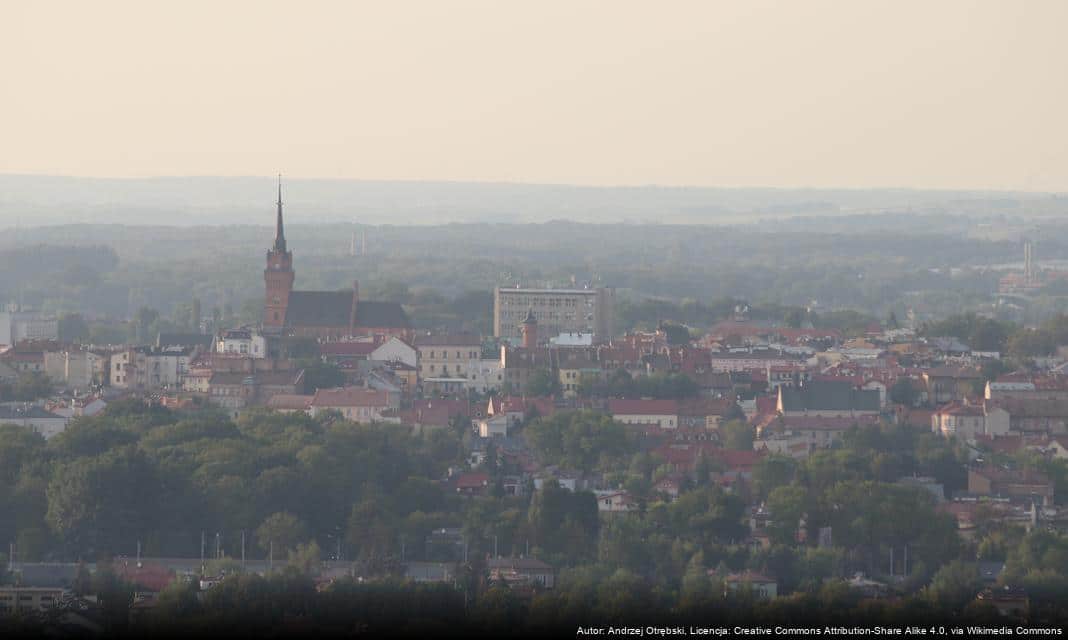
[43,348,108,390]
[0,586,70,613]
[0,404,69,439]
[468,358,505,394]
[608,399,679,429]
[207,369,305,409]
[923,366,983,404]
[266,394,314,414]
[308,387,397,423]
[555,348,601,397]
[594,489,638,513]
[991,398,1068,435]
[967,467,1054,506]
[216,328,267,358]
[716,571,778,600]
[776,380,881,417]
[110,346,194,390]
[414,334,482,381]
[370,337,418,368]
[756,414,881,452]
[486,557,555,589]
[931,402,1010,439]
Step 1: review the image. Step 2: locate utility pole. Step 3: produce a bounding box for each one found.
[494,535,498,559]
[200,531,205,573]
[216,532,221,560]
[241,531,246,568]
[136,540,141,568]
[269,541,274,573]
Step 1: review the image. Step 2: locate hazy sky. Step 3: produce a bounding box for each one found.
[3,1,1067,191]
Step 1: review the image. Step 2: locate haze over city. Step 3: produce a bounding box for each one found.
[3,0,1068,192]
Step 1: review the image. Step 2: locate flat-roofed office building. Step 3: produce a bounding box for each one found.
[494,287,615,344]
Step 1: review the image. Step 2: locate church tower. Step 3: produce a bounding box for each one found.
[263,176,294,329]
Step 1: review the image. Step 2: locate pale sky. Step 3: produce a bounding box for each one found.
[3,0,1067,191]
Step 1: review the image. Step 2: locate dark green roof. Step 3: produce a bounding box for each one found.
[779,380,880,412]
[284,291,410,329]
[157,333,212,348]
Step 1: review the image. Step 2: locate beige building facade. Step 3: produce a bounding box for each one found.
[494,287,615,344]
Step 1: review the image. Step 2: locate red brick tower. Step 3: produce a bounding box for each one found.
[263,176,294,329]
[521,307,537,348]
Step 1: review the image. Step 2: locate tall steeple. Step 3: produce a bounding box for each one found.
[274,173,287,253]
[264,174,295,330]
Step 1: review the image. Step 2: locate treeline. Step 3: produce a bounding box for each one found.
[0,219,1050,335]
[923,311,1068,360]
[6,402,1068,632]
[4,566,1063,638]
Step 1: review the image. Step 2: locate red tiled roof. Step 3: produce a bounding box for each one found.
[677,397,737,417]
[267,394,313,410]
[320,342,378,356]
[608,399,679,415]
[454,472,490,489]
[114,563,176,592]
[413,334,481,347]
[311,387,392,407]
[754,395,778,417]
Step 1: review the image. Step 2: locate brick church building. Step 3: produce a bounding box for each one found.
[262,182,411,340]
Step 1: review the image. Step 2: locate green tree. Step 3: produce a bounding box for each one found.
[752,455,797,500]
[661,323,691,345]
[57,313,90,343]
[255,512,311,555]
[524,369,560,397]
[889,377,918,407]
[287,540,322,575]
[46,447,160,555]
[925,560,981,610]
[720,420,754,451]
[766,485,806,545]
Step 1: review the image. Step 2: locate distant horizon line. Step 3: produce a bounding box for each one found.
[0,171,1061,196]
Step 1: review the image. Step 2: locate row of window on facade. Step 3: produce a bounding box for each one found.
[425,351,479,359]
[503,297,582,308]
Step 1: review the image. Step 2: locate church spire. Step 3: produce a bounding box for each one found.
[274,173,287,252]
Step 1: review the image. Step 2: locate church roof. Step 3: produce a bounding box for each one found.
[284,291,410,329]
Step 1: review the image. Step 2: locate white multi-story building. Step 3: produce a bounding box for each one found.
[494,287,615,344]
[0,306,58,346]
[467,358,504,394]
[110,346,193,390]
[216,329,267,358]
